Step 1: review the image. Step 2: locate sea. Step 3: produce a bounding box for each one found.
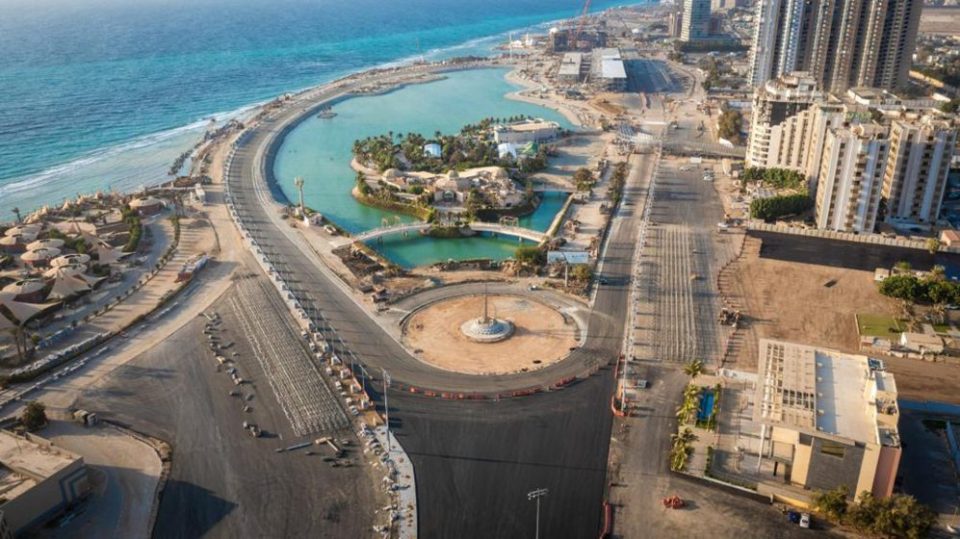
[0,0,641,215]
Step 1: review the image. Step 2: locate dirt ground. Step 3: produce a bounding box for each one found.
[726,235,960,404]
[403,294,577,375]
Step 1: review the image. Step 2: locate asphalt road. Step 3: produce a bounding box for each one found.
[77,282,376,538]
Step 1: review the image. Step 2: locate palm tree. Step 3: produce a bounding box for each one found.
[683,359,705,379]
[11,207,21,224]
[672,428,698,448]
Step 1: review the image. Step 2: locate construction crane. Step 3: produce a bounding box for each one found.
[570,0,593,49]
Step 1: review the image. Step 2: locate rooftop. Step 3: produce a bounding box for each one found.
[756,339,899,446]
[601,59,627,80]
[0,430,82,502]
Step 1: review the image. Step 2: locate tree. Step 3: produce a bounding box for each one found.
[812,485,849,521]
[878,274,921,303]
[514,245,543,266]
[925,237,941,254]
[894,260,912,274]
[717,108,743,143]
[683,359,704,378]
[573,168,595,191]
[571,264,593,282]
[21,400,47,431]
[847,492,936,539]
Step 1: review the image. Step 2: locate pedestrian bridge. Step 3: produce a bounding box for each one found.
[351,222,548,244]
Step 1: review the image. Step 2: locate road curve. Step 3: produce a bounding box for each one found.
[224,62,645,394]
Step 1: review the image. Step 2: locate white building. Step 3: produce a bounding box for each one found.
[493,119,560,145]
[881,117,957,224]
[814,123,889,233]
[681,0,711,41]
[746,73,823,172]
[558,53,584,83]
[600,59,628,91]
[423,143,442,158]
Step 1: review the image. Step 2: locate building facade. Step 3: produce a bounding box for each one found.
[0,431,89,535]
[746,73,823,171]
[814,124,889,232]
[749,0,923,93]
[680,0,712,41]
[755,340,901,500]
[881,117,957,224]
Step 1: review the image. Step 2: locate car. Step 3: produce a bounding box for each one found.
[799,513,811,529]
[636,379,649,389]
[599,277,609,285]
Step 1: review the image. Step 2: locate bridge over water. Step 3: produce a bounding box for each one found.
[339,222,548,247]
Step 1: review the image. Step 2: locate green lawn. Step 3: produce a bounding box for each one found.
[857,314,904,339]
[932,323,954,334]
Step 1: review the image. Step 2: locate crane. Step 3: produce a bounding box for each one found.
[570,0,593,49]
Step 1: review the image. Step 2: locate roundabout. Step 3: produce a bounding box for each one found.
[402,292,580,376]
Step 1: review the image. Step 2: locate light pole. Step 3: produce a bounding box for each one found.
[527,487,548,539]
[382,368,391,453]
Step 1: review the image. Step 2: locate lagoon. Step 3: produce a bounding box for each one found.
[272,68,573,267]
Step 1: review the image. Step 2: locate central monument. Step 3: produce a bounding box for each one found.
[459,288,515,343]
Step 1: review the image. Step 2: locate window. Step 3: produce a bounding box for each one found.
[820,439,846,458]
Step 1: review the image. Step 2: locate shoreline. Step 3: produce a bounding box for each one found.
[0,2,612,217]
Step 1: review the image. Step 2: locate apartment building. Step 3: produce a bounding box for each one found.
[746,73,823,172]
[814,123,889,233]
[681,0,712,41]
[749,0,923,93]
[882,117,957,224]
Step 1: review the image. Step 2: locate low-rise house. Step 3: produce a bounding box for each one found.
[898,332,945,356]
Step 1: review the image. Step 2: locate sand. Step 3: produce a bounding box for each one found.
[403,294,577,375]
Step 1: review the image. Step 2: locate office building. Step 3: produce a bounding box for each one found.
[749,0,923,93]
[755,340,901,499]
[814,123,889,233]
[882,117,957,224]
[681,0,712,41]
[746,73,824,171]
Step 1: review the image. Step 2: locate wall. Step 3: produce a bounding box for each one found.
[804,437,865,493]
[0,459,87,534]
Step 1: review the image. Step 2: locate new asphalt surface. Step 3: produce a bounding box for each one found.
[76,281,376,538]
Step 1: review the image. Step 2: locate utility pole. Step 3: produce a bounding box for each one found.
[527,488,548,539]
[382,368,392,453]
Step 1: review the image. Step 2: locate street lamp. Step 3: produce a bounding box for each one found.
[527,487,548,539]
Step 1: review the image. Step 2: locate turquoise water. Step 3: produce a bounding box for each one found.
[370,192,568,268]
[0,0,641,215]
[273,68,572,266]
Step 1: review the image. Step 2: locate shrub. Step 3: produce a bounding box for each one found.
[749,193,812,221]
[21,401,47,431]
